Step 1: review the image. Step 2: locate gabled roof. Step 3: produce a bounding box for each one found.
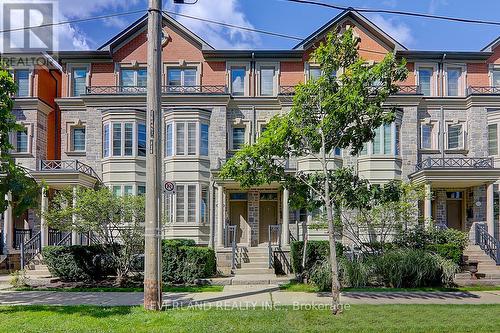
[482,35,500,52]
[293,8,407,51]
[98,12,214,53]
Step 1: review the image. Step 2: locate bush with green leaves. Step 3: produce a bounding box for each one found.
[43,245,118,282]
[290,240,343,276]
[162,239,216,284]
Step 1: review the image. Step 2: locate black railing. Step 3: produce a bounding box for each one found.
[215,157,296,170]
[224,223,237,270]
[39,160,101,182]
[57,232,72,246]
[268,224,281,268]
[86,85,228,95]
[278,85,421,96]
[415,157,494,171]
[467,86,500,96]
[0,231,3,255]
[48,229,63,246]
[20,231,41,268]
[475,223,500,265]
[14,228,32,250]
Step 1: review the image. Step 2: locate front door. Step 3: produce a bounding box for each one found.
[446,192,463,230]
[230,200,249,244]
[259,200,277,244]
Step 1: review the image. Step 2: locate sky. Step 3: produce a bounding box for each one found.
[1,0,500,52]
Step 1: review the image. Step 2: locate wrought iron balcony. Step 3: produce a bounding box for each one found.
[415,157,494,172]
[85,85,228,95]
[278,86,296,96]
[215,157,296,171]
[39,160,101,181]
[467,86,500,96]
[278,84,421,96]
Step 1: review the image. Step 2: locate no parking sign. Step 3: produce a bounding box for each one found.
[163,181,176,195]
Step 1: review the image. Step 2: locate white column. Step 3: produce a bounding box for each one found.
[282,187,290,246]
[486,182,494,235]
[40,187,49,247]
[71,186,79,245]
[3,193,13,253]
[424,183,432,226]
[216,185,224,248]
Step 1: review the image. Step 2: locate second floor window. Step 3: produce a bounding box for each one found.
[121,68,147,87]
[167,68,197,86]
[73,68,87,96]
[260,67,275,96]
[447,124,464,150]
[418,67,433,96]
[71,127,86,152]
[372,123,397,155]
[309,67,322,81]
[103,121,145,158]
[16,128,28,153]
[200,123,209,156]
[137,123,146,157]
[14,70,29,97]
[231,67,246,96]
[447,68,462,96]
[166,121,209,157]
[493,69,500,87]
[232,127,245,150]
[488,124,498,155]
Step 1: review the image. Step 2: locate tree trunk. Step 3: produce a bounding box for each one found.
[325,198,342,315]
[301,221,308,283]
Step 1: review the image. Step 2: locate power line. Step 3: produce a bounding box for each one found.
[0,9,146,34]
[282,0,500,27]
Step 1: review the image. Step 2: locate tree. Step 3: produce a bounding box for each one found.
[220,29,407,314]
[44,186,145,285]
[0,65,40,217]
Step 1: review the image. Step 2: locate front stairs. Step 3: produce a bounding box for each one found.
[24,254,51,279]
[232,246,291,285]
[456,245,500,285]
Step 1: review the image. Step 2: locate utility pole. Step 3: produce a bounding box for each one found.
[144,0,162,311]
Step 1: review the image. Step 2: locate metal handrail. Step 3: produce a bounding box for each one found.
[224,223,237,270]
[475,223,500,265]
[268,224,281,268]
[20,231,41,268]
[56,232,72,246]
[0,231,3,255]
[86,85,228,95]
[415,157,494,171]
[467,86,500,95]
[14,228,32,250]
[39,160,102,183]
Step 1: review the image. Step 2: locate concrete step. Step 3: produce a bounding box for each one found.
[231,274,292,285]
[477,272,500,279]
[25,270,51,277]
[455,278,500,286]
[239,256,269,262]
[234,267,274,275]
[239,262,270,269]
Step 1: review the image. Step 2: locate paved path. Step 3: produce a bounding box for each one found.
[1,285,500,307]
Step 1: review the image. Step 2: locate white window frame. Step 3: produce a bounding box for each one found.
[227,61,250,97]
[305,62,322,82]
[444,64,466,97]
[119,66,147,87]
[67,63,90,97]
[103,121,144,158]
[415,63,438,97]
[489,65,500,87]
[445,120,466,151]
[230,118,251,151]
[170,183,208,224]
[66,121,86,154]
[11,68,33,97]
[488,123,498,156]
[420,119,439,151]
[10,122,33,156]
[256,62,279,97]
[164,62,201,86]
[165,121,209,158]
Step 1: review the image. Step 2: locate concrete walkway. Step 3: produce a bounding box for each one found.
[1,285,500,307]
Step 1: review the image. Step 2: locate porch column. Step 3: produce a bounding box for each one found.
[282,187,290,246]
[2,192,13,253]
[216,185,224,247]
[486,182,494,235]
[71,186,79,245]
[40,187,49,247]
[424,183,432,226]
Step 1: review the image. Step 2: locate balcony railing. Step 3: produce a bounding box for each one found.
[39,160,101,182]
[85,85,228,95]
[415,157,494,172]
[215,157,296,170]
[467,86,500,96]
[278,85,421,96]
[278,86,296,96]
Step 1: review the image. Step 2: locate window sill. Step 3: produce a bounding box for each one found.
[11,152,33,158]
[444,149,468,154]
[419,149,441,154]
[66,151,86,157]
[102,156,146,161]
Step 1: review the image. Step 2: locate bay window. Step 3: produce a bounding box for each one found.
[200,123,209,156]
[166,123,173,156]
[168,183,210,224]
[112,123,122,156]
[103,121,146,158]
[137,123,146,157]
[176,123,185,155]
[124,123,133,156]
[365,123,400,156]
[165,121,209,157]
[103,124,110,157]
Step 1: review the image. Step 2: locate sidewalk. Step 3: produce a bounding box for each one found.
[1,285,500,307]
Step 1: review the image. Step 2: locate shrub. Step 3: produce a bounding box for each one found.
[10,269,29,288]
[339,257,374,288]
[43,245,117,282]
[290,240,343,276]
[162,239,216,284]
[310,260,332,292]
[426,243,463,265]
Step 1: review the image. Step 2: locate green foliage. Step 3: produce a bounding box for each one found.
[339,257,374,288]
[310,260,332,292]
[426,243,463,265]
[42,245,118,282]
[290,240,343,276]
[10,269,29,288]
[162,239,216,284]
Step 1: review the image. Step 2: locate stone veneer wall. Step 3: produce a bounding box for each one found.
[248,191,259,246]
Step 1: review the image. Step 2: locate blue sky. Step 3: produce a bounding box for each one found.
[7,0,500,51]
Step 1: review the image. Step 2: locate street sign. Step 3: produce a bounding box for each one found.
[163,181,176,194]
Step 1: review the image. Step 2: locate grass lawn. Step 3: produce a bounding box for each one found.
[279,282,500,293]
[0,305,498,332]
[14,285,223,293]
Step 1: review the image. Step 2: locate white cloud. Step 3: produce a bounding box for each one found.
[370,14,413,47]
[428,0,448,14]
[165,0,260,49]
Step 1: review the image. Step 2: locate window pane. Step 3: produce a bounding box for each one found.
[373,127,381,154]
[124,185,133,196]
[167,69,182,86]
[138,185,146,196]
[200,123,209,156]
[395,124,400,155]
[418,68,432,96]
[448,125,462,149]
[176,185,185,223]
[201,186,209,225]
[232,127,245,150]
[188,185,196,222]
[103,124,110,157]
[384,124,391,155]
[334,147,341,156]
[231,67,245,95]
[176,123,185,155]
[493,70,500,87]
[124,123,133,156]
[309,67,322,81]
[112,186,122,197]
[16,129,28,153]
[184,69,197,86]
[121,69,135,87]
[166,123,173,156]
[137,69,147,87]
[421,124,432,149]
[447,68,461,96]
[72,127,85,151]
[187,122,196,155]
[73,68,87,96]
[260,67,274,96]
[113,123,122,156]
[489,124,498,155]
[137,123,146,157]
[15,70,29,97]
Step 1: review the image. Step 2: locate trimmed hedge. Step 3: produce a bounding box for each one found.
[43,245,117,282]
[290,240,343,276]
[162,239,216,284]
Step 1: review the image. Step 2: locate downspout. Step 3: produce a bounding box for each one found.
[251,52,257,144]
[210,179,216,248]
[440,53,446,160]
[49,69,60,160]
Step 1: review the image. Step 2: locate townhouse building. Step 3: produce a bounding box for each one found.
[2,9,500,273]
